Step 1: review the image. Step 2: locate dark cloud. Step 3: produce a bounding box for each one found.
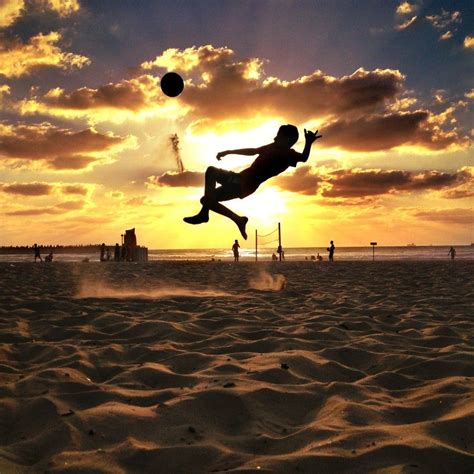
[1,182,53,195]
[0,123,128,169]
[323,169,470,198]
[413,208,473,225]
[41,75,162,111]
[6,207,63,216]
[273,166,322,195]
[273,166,471,199]
[147,170,204,188]
[62,185,88,195]
[322,112,459,151]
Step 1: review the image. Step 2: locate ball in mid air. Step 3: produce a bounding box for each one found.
[160,72,184,97]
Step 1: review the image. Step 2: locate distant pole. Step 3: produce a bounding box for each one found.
[255,229,258,262]
[121,234,124,245]
[370,242,377,261]
[278,222,282,261]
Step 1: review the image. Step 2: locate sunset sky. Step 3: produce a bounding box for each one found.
[1,0,472,249]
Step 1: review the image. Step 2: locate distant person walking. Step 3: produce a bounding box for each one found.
[327,240,335,262]
[100,243,106,262]
[232,239,240,262]
[33,243,42,262]
[448,246,456,260]
[114,243,120,261]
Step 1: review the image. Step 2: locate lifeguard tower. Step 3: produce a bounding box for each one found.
[122,228,148,262]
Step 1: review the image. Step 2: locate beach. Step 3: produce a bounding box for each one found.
[0,260,472,473]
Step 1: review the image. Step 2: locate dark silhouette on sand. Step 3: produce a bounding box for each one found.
[232,239,240,262]
[448,246,456,260]
[33,243,42,262]
[327,241,335,262]
[184,125,322,239]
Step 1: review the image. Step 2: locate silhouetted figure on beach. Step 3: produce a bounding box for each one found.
[33,243,42,262]
[184,125,322,239]
[232,239,240,262]
[45,250,53,262]
[317,253,323,262]
[121,243,127,261]
[114,243,120,261]
[448,246,456,260]
[100,243,106,262]
[327,241,335,262]
[272,253,278,261]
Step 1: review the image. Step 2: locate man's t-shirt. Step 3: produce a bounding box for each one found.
[239,143,301,198]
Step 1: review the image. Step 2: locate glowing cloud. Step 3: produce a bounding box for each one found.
[0,32,90,78]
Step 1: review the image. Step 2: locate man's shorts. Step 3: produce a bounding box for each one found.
[215,169,242,198]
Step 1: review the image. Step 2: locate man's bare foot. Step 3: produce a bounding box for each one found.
[183,213,209,224]
[236,216,248,240]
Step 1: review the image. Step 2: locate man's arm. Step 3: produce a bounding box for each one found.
[216,148,259,160]
[298,129,322,162]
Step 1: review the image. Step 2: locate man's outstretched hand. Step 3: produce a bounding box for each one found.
[304,129,322,144]
[216,151,227,161]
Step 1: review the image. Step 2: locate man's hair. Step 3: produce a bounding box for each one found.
[277,124,299,146]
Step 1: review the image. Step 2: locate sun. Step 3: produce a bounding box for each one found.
[231,186,287,229]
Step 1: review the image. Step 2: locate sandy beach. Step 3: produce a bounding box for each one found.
[0,260,472,473]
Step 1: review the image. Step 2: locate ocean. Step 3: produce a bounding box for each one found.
[1,246,473,262]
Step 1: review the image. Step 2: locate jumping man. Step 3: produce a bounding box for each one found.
[184,125,322,239]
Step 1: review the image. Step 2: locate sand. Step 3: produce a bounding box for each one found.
[0,260,472,473]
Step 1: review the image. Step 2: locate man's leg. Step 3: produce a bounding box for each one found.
[199,193,248,240]
[183,166,222,224]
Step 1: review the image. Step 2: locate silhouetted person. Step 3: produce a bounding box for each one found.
[232,239,240,262]
[448,246,456,260]
[272,253,278,261]
[184,125,322,239]
[100,243,106,262]
[45,251,53,262]
[114,243,120,261]
[33,243,42,262]
[327,241,335,262]
[317,253,323,262]
[121,243,127,261]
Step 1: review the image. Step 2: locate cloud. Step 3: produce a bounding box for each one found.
[0,0,80,28]
[0,31,89,78]
[19,73,184,122]
[413,208,473,225]
[1,182,53,195]
[14,45,464,152]
[146,170,204,188]
[273,166,322,195]
[320,111,463,151]
[0,0,24,28]
[26,45,404,125]
[273,166,472,200]
[396,16,417,31]
[464,36,474,49]
[439,31,453,41]
[396,2,417,15]
[62,184,88,195]
[0,122,133,170]
[322,169,471,198]
[425,10,462,30]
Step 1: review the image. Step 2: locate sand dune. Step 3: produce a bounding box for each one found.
[0,261,473,473]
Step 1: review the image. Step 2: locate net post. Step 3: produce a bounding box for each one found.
[255,229,258,262]
[278,222,281,261]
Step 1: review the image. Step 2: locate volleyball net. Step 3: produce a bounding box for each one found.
[254,223,282,261]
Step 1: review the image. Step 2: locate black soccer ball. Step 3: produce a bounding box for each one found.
[160,72,184,97]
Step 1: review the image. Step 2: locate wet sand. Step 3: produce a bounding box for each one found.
[0,261,473,473]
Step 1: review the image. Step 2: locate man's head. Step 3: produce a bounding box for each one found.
[274,124,299,148]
